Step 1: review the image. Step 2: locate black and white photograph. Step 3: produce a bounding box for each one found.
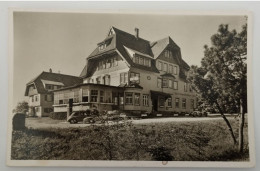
[6,9,255,167]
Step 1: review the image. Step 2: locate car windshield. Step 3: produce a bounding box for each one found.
[73,113,79,116]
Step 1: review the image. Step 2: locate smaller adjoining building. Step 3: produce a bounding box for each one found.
[24,69,82,117]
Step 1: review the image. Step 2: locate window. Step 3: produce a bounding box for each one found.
[157,78,162,88]
[184,83,187,92]
[98,61,103,70]
[31,96,34,102]
[169,65,173,74]
[120,73,124,84]
[120,72,128,84]
[162,78,168,88]
[139,57,144,65]
[82,89,89,102]
[104,75,110,85]
[165,50,170,58]
[90,90,98,102]
[174,66,177,75]
[189,85,193,92]
[55,92,64,105]
[191,99,194,109]
[119,93,124,105]
[73,90,79,103]
[29,86,35,92]
[158,61,163,70]
[144,58,150,67]
[99,43,106,51]
[182,99,186,109]
[163,63,168,72]
[112,92,118,105]
[106,59,112,68]
[125,92,133,105]
[130,72,140,84]
[45,94,53,102]
[134,56,139,64]
[100,91,104,103]
[143,94,149,106]
[169,79,173,89]
[35,95,38,102]
[112,57,118,67]
[173,81,178,90]
[59,100,63,104]
[159,98,164,107]
[167,98,172,107]
[124,73,128,84]
[134,93,140,106]
[96,77,101,84]
[44,108,53,113]
[105,91,112,103]
[175,98,179,108]
[102,61,106,69]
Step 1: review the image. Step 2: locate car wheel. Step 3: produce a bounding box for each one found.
[70,119,77,124]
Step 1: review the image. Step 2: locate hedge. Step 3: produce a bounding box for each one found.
[49,112,67,120]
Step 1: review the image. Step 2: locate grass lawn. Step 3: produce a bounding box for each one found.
[11,117,249,161]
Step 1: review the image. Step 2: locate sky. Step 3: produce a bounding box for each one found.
[13,12,247,107]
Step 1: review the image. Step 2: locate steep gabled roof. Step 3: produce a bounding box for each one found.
[25,71,83,96]
[150,36,180,59]
[80,27,191,78]
[88,34,117,59]
[80,26,159,78]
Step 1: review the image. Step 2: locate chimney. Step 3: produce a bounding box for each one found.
[135,28,139,39]
[49,68,52,73]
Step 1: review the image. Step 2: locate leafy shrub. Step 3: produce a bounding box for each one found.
[49,112,67,120]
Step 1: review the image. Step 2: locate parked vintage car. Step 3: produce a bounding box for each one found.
[68,109,100,124]
[67,111,88,124]
[189,109,208,117]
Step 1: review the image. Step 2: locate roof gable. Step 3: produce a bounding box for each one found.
[25,72,82,96]
[150,36,180,59]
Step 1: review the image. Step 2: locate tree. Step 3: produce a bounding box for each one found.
[13,101,29,114]
[189,23,247,153]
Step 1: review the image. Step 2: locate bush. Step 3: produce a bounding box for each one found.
[49,112,67,120]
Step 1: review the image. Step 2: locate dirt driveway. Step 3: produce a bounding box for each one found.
[25,114,237,129]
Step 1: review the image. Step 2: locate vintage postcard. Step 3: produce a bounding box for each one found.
[7,9,255,167]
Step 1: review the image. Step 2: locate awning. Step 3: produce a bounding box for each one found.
[150,90,172,99]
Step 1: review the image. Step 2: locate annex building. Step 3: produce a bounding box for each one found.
[25,70,82,117]
[52,27,197,115]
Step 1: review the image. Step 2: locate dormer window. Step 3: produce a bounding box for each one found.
[98,38,112,51]
[99,43,106,51]
[133,55,151,67]
[164,50,172,58]
[139,57,144,65]
[144,58,151,67]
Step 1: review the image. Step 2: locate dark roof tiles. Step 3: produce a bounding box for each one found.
[25,71,83,96]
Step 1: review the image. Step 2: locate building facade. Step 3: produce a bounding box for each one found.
[24,70,82,117]
[52,27,197,115]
